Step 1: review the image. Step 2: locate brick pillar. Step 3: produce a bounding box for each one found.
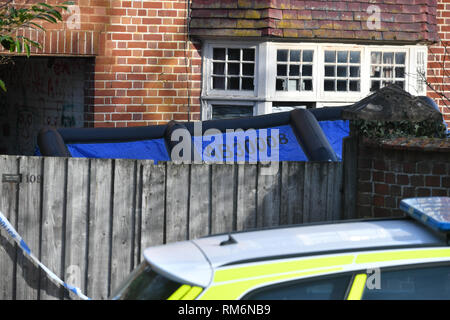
[356,138,450,218]
[428,0,450,128]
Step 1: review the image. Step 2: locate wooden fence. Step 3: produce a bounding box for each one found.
[0,147,355,300]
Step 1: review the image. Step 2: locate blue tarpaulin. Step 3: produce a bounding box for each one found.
[67,138,170,163]
[319,120,349,160]
[193,125,308,162]
[191,120,349,162]
[34,120,349,162]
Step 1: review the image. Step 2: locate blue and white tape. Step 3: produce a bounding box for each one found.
[0,211,91,300]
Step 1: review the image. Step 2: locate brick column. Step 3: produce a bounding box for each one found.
[356,138,450,218]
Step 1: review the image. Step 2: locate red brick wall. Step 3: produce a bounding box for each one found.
[428,0,450,127]
[7,1,450,129]
[356,140,450,218]
[15,0,202,127]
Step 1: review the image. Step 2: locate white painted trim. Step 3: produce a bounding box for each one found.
[201,41,428,116]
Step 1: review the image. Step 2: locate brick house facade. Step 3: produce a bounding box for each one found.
[0,0,449,155]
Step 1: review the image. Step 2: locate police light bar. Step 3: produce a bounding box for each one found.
[400,197,450,234]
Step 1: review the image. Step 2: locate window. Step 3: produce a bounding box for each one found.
[324,50,361,92]
[362,264,450,300]
[212,104,254,120]
[370,51,406,91]
[111,261,183,300]
[211,47,255,91]
[242,274,352,300]
[276,49,314,92]
[202,41,427,120]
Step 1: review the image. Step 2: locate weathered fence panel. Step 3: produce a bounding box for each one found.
[0,155,353,300]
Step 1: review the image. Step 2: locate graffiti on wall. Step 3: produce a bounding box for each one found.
[0,57,88,155]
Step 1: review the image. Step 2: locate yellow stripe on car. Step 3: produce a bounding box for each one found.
[167,284,192,300]
[347,274,367,300]
[167,284,203,300]
[213,255,354,283]
[199,267,343,300]
[355,248,450,264]
[181,286,203,300]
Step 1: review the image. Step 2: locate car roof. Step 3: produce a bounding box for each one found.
[143,218,446,287]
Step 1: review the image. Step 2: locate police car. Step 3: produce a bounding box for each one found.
[111,197,450,300]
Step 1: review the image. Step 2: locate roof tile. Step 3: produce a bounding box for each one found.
[190,0,438,43]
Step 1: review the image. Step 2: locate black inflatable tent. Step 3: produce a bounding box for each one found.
[36,107,350,163]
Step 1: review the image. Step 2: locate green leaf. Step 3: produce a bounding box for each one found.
[24,42,30,57]
[15,38,22,53]
[0,79,6,92]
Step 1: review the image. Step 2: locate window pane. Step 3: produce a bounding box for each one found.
[325,51,336,63]
[242,77,254,90]
[112,262,183,300]
[211,47,255,91]
[395,67,405,78]
[277,64,287,76]
[213,63,225,75]
[350,66,360,77]
[288,79,298,91]
[362,265,450,300]
[337,80,347,91]
[349,80,360,91]
[227,77,239,90]
[371,80,380,91]
[277,50,288,62]
[243,49,255,61]
[228,63,240,75]
[213,77,225,89]
[290,50,301,62]
[302,79,313,91]
[371,66,381,78]
[325,65,335,77]
[337,51,348,63]
[243,275,352,300]
[350,51,360,63]
[212,105,253,120]
[324,80,335,91]
[383,67,393,78]
[395,52,406,65]
[242,63,254,76]
[303,50,313,62]
[302,65,312,77]
[370,51,407,92]
[276,78,285,91]
[337,66,347,77]
[213,48,225,60]
[371,52,382,64]
[289,65,300,76]
[228,49,240,61]
[383,52,394,64]
[395,81,405,89]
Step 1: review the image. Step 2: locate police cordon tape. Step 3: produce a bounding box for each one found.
[0,210,91,300]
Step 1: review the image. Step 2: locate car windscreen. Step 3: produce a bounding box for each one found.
[111,261,182,300]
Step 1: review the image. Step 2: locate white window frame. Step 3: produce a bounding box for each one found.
[318,44,365,102]
[267,43,319,102]
[367,47,409,93]
[201,41,428,119]
[202,41,260,98]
